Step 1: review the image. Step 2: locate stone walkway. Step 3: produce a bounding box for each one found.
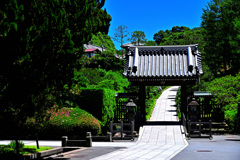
[91,86,188,160]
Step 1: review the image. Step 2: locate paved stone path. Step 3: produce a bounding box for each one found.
[91,86,188,160]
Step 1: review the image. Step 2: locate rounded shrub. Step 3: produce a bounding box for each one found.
[26,107,101,139]
[47,107,101,138]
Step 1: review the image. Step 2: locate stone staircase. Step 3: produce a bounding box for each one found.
[211,121,230,134]
[200,121,229,135]
[188,121,229,138]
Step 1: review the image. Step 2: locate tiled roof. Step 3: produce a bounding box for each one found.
[85,48,99,52]
[84,43,107,52]
[123,44,203,82]
[121,42,145,49]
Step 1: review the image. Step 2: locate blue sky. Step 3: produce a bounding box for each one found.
[103,0,210,50]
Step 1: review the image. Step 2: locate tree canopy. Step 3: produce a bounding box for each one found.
[128,31,147,46]
[0,0,109,138]
[112,25,129,49]
[90,32,116,52]
[201,0,240,76]
[153,26,203,47]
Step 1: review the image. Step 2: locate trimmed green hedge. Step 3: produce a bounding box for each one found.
[78,88,116,126]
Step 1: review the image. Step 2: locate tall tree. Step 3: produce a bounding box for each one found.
[129,31,147,46]
[113,25,129,48]
[221,0,240,74]
[153,30,169,45]
[97,9,112,34]
[201,0,240,76]
[0,0,108,141]
[112,25,129,59]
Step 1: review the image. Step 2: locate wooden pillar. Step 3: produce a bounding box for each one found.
[139,86,146,124]
[181,84,188,120]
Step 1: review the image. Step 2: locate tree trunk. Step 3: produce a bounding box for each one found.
[15,139,19,155]
[139,86,146,125]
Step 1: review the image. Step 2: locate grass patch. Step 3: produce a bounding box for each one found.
[0,144,52,155]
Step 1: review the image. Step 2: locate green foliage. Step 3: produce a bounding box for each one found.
[90,32,116,52]
[201,0,240,75]
[78,88,116,126]
[0,144,52,157]
[96,9,112,34]
[62,69,128,125]
[72,68,128,91]
[128,30,147,46]
[145,40,157,46]
[9,141,24,153]
[96,70,129,92]
[72,70,89,88]
[26,107,101,139]
[196,64,215,91]
[0,0,109,139]
[153,29,171,45]
[207,73,240,106]
[88,50,123,71]
[154,26,203,47]
[78,68,106,86]
[206,72,240,129]
[67,69,128,128]
[112,25,129,49]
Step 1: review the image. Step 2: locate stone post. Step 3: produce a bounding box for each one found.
[61,136,68,147]
[107,132,112,142]
[131,121,134,140]
[85,132,92,147]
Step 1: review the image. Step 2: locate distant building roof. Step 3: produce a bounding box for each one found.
[85,48,99,52]
[121,42,145,49]
[123,44,203,85]
[84,42,107,52]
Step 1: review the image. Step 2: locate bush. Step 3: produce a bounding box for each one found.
[206,72,240,131]
[26,107,101,139]
[9,141,24,152]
